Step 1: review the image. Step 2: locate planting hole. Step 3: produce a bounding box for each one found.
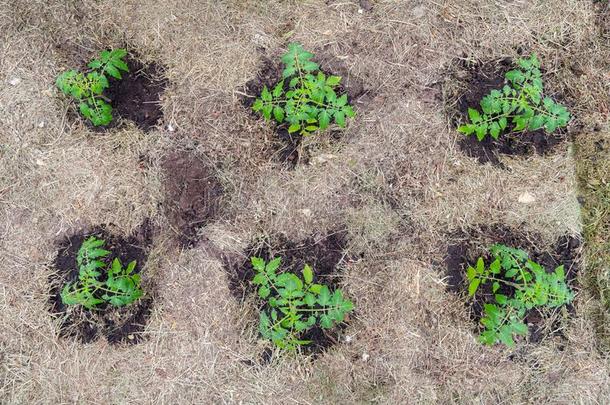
[161,150,223,248]
[444,58,568,165]
[223,230,352,356]
[48,223,154,344]
[241,53,361,168]
[444,225,581,344]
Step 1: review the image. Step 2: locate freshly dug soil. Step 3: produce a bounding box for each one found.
[106,57,167,132]
[161,150,223,248]
[224,230,352,356]
[444,224,581,344]
[446,58,568,165]
[48,223,154,344]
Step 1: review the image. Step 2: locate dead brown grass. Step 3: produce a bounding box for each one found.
[1,0,609,403]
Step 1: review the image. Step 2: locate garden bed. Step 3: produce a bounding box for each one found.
[241,51,366,168]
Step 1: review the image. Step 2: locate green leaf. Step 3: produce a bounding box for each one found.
[288,123,301,133]
[475,124,487,141]
[302,61,319,72]
[466,266,476,281]
[252,99,263,112]
[309,284,323,294]
[261,86,272,102]
[513,322,528,335]
[273,106,285,122]
[498,116,507,130]
[258,286,270,299]
[468,278,481,297]
[489,122,500,139]
[302,264,313,284]
[335,111,346,127]
[458,124,476,135]
[326,75,341,86]
[318,286,331,306]
[319,110,330,130]
[320,314,333,329]
[266,257,282,274]
[262,104,273,120]
[253,273,266,285]
[468,108,481,123]
[336,94,348,107]
[304,293,316,307]
[273,81,284,98]
[505,268,518,278]
[499,325,515,347]
[495,294,508,305]
[529,115,545,130]
[251,257,266,272]
[259,312,271,338]
[105,64,122,80]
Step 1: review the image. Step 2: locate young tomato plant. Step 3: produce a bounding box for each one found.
[251,257,354,350]
[56,49,129,126]
[466,244,574,347]
[252,42,356,136]
[61,236,143,310]
[458,54,570,141]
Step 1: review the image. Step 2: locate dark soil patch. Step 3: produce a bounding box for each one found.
[444,224,581,344]
[445,58,567,166]
[55,48,168,133]
[223,230,352,357]
[48,223,154,344]
[241,54,363,168]
[161,150,223,248]
[106,57,167,132]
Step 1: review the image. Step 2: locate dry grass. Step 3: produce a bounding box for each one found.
[1,0,610,403]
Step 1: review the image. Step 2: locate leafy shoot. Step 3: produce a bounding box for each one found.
[466,243,573,347]
[251,256,354,351]
[253,43,355,136]
[60,236,143,310]
[56,49,129,126]
[458,54,570,141]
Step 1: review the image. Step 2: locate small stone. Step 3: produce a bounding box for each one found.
[412,5,426,18]
[518,192,536,204]
[358,8,363,14]
[35,158,45,166]
[8,77,21,86]
[311,153,336,165]
[167,123,175,132]
[38,121,45,128]
[301,208,312,218]
[362,352,370,362]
